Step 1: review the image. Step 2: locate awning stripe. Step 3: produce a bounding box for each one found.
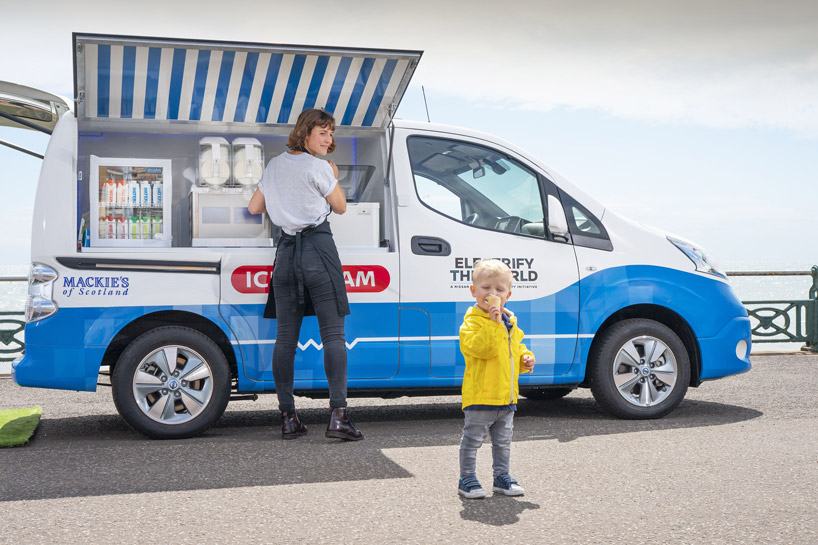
[278,54,306,124]
[341,57,374,126]
[77,38,420,128]
[167,48,186,120]
[97,44,110,118]
[190,50,210,121]
[256,53,283,123]
[121,46,136,119]
[363,58,397,126]
[303,55,329,111]
[109,45,123,119]
[324,56,352,116]
[144,47,161,119]
[212,50,235,122]
[234,51,259,122]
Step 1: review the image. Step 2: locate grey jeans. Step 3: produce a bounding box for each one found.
[459,409,515,479]
[272,242,347,412]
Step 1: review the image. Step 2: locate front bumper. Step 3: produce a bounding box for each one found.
[698,315,752,380]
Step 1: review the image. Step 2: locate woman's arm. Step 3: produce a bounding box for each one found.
[326,183,347,215]
[248,188,266,215]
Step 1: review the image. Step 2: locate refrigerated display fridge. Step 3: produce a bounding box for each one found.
[90,156,172,248]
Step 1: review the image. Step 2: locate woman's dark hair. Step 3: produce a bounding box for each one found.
[287,108,336,153]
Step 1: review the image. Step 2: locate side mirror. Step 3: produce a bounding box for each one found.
[547,195,569,240]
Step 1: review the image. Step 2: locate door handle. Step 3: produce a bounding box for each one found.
[411,236,451,256]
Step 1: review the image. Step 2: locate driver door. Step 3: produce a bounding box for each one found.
[395,130,580,378]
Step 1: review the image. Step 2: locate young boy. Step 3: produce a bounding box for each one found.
[458,259,536,499]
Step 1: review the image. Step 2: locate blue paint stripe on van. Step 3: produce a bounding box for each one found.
[189,49,210,121]
[277,54,306,123]
[256,53,283,123]
[120,46,136,119]
[167,48,187,120]
[324,57,352,115]
[96,44,111,118]
[303,55,329,111]
[211,51,235,122]
[143,47,162,119]
[362,58,397,126]
[341,57,375,125]
[233,51,259,122]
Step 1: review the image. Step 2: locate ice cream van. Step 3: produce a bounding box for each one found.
[7,33,751,438]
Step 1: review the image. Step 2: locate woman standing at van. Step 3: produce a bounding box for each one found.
[248,108,363,441]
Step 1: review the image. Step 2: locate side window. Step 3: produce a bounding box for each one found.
[407,136,546,238]
[414,174,463,220]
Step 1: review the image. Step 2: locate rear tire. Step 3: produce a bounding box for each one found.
[588,319,690,419]
[112,326,230,439]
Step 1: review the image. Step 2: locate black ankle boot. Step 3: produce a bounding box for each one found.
[281,410,308,439]
[325,408,363,441]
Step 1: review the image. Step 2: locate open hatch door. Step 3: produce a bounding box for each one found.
[74,33,422,130]
[0,81,72,157]
[0,81,71,133]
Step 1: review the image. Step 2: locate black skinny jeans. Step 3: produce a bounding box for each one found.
[272,240,347,411]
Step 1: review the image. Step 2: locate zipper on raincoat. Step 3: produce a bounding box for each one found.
[506,323,514,404]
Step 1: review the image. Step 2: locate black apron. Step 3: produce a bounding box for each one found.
[263,219,350,319]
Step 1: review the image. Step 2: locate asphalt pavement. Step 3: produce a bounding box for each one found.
[0,354,816,544]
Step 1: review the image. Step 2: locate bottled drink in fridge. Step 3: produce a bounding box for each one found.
[128,216,140,239]
[104,180,116,206]
[139,216,151,239]
[140,182,151,208]
[115,216,127,239]
[151,182,163,209]
[128,180,140,207]
[151,216,163,238]
[116,181,127,207]
[106,215,115,239]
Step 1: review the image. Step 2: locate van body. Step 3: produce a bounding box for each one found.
[11,34,751,438]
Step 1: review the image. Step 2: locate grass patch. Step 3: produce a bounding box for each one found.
[0,407,43,447]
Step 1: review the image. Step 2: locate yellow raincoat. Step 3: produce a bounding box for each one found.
[459,305,534,409]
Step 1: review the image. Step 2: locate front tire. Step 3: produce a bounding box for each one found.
[112,326,231,439]
[588,319,690,419]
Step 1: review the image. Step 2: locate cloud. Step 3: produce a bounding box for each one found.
[2,0,817,134]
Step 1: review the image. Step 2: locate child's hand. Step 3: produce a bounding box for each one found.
[522,354,535,373]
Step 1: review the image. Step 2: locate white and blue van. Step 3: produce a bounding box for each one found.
[9,34,751,438]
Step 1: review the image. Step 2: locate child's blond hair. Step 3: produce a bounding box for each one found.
[472,259,512,285]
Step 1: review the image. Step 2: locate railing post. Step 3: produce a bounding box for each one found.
[806,266,818,353]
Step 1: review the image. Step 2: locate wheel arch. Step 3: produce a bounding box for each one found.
[101,310,238,380]
[588,304,702,387]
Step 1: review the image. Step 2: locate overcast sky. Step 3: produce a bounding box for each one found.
[2,0,817,268]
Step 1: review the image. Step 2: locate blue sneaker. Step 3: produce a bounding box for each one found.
[458,476,487,499]
[493,474,525,496]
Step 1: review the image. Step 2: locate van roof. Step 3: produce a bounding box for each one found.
[73,33,422,130]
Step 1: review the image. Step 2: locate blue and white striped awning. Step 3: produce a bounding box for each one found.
[74,34,421,129]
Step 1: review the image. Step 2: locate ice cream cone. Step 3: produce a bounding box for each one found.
[485,295,502,322]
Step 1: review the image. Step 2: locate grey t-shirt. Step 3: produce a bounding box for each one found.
[258,152,337,235]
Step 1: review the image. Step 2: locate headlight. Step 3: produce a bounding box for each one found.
[667,237,726,279]
[25,262,58,322]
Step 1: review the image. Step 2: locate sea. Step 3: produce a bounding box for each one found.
[1,260,815,374]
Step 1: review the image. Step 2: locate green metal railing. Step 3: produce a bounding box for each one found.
[0,275,26,363]
[726,266,818,353]
[1,268,817,363]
